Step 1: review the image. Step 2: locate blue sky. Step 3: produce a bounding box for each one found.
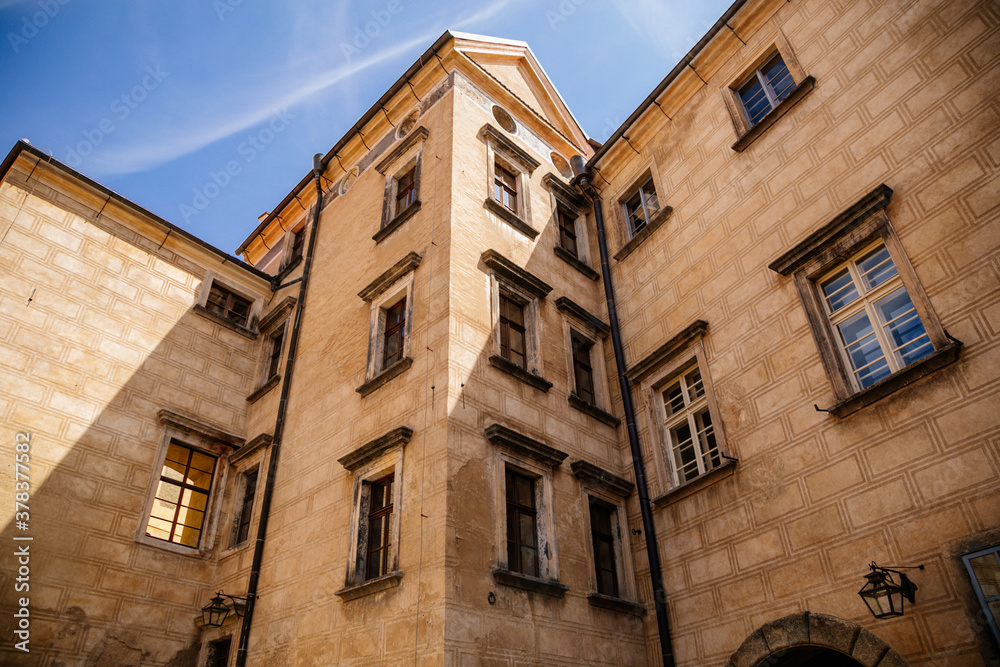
[1,0,731,254]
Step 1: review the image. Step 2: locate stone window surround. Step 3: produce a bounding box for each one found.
[356,252,422,397]
[482,249,553,392]
[723,30,815,152]
[570,460,645,615]
[335,426,413,601]
[486,423,569,598]
[768,184,960,418]
[134,410,245,557]
[543,174,599,281]
[612,167,673,263]
[219,434,272,557]
[374,126,429,244]
[480,123,541,240]
[626,320,734,498]
[194,275,262,339]
[246,296,296,404]
[555,296,618,427]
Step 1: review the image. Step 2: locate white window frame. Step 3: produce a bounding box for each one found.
[818,240,935,391]
[658,362,724,487]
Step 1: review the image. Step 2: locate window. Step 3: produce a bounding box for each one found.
[737,53,795,127]
[207,637,231,667]
[266,327,285,380]
[232,467,258,547]
[480,124,540,239]
[820,242,933,390]
[336,426,412,600]
[628,320,734,492]
[145,441,217,548]
[505,468,539,577]
[557,207,578,257]
[571,331,596,405]
[557,298,616,425]
[487,424,568,597]
[356,252,421,397]
[623,177,660,237]
[589,499,618,597]
[382,298,406,368]
[769,185,959,417]
[482,250,553,392]
[374,126,428,243]
[662,364,721,485]
[570,459,641,613]
[723,34,814,151]
[499,294,527,369]
[493,162,518,214]
[365,473,394,580]
[288,227,305,264]
[962,545,1000,647]
[205,283,252,328]
[395,167,416,215]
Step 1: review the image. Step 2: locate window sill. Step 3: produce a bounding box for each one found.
[587,593,646,616]
[246,375,279,404]
[133,531,211,558]
[828,342,961,418]
[356,356,413,398]
[488,354,552,392]
[731,75,815,153]
[652,459,737,507]
[484,198,539,240]
[612,206,673,262]
[492,569,568,598]
[553,246,600,281]
[335,571,403,602]
[374,200,421,244]
[193,305,257,339]
[568,394,620,427]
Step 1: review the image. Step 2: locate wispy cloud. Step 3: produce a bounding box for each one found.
[85,0,518,177]
[607,0,706,63]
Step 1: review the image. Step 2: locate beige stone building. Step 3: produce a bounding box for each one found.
[1,0,999,665]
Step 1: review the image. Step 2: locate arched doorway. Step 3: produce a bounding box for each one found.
[728,611,908,667]
[760,646,866,666]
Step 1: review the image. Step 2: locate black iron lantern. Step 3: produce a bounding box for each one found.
[858,562,923,619]
[201,592,248,628]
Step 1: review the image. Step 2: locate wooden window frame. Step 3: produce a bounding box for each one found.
[962,545,1000,648]
[144,440,217,549]
[374,126,428,243]
[357,253,421,396]
[480,124,540,239]
[622,177,660,238]
[231,466,259,548]
[205,283,253,328]
[505,467,540,578]
[365,473,395,581]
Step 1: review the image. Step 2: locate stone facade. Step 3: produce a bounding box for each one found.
[0,0,998,665]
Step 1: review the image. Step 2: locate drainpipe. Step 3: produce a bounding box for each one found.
[572,157,675,667]
[235,154,325,667]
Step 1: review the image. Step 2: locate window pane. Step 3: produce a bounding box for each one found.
[822,269,859,312]
[670,422,698,482]
[686,368,705,401]
[663,382,685,417]
[876,289,932,366]
[520,545,538,577]
[739,78,772,126]
[512,475,533,507]
[763,55,795,102]
[858,245,898,290]
[518,513,535,546]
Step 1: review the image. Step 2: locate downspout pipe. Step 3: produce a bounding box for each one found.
[572,158,675,667]
[235,154,325,667]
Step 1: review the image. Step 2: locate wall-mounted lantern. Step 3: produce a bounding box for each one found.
[201,592,248,627]
[857,562,924,619]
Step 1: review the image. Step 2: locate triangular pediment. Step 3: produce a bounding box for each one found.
[450,32,590,155]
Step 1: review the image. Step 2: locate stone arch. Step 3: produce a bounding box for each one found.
[726,611,909,667]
